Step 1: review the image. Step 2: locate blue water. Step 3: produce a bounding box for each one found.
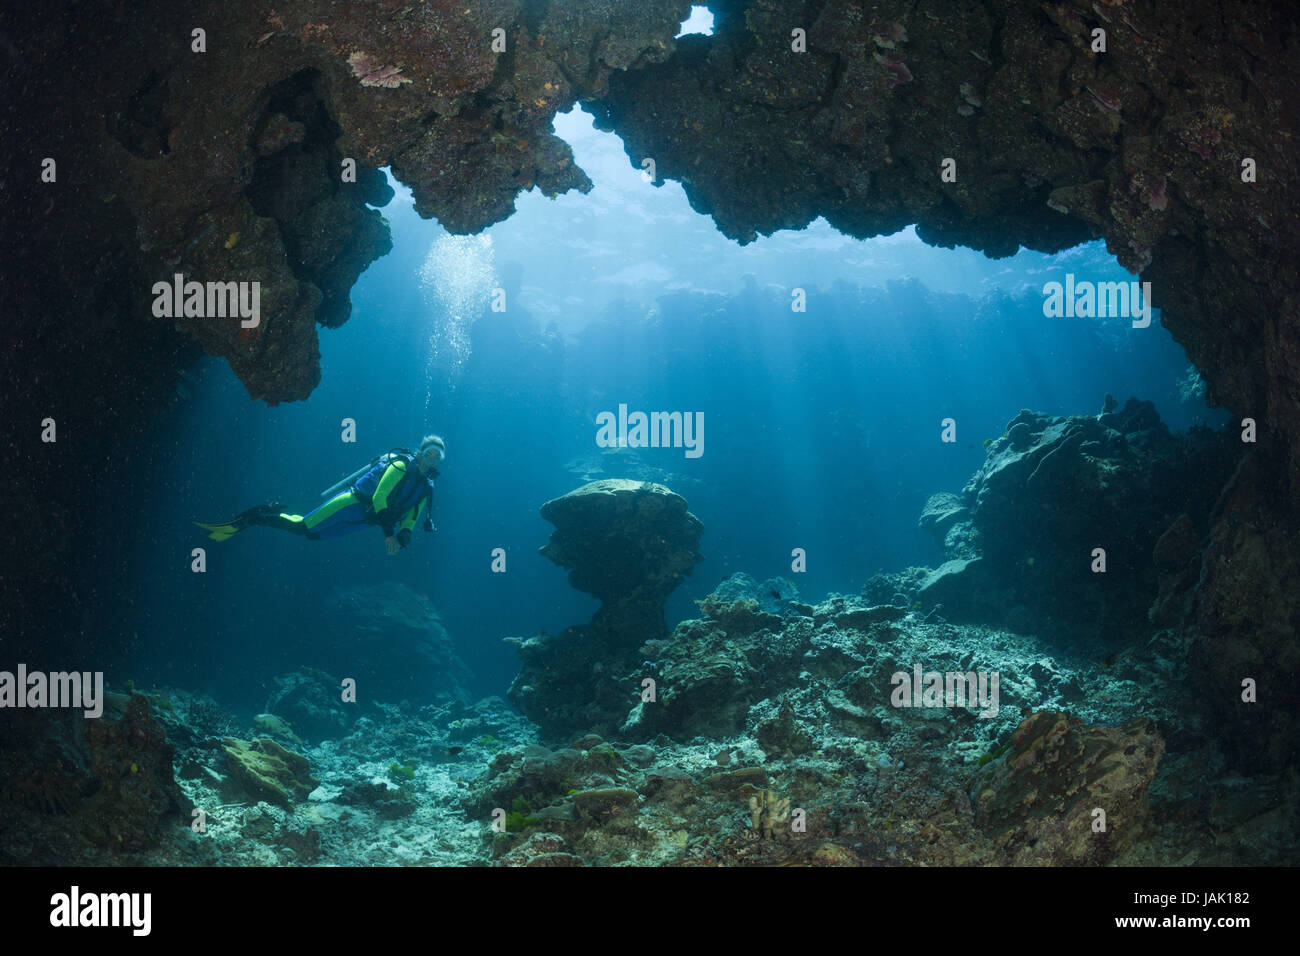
[108,107,1225,709]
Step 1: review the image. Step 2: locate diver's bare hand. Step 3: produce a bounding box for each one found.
[385,536,400,556]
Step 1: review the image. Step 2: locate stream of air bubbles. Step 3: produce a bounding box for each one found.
[416,233,496,409]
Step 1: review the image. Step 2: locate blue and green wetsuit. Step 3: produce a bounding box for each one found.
[198,454,434,546]
[291,454,433,543]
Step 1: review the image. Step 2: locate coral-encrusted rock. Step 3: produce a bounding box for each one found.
[509,480,703,738]
[5,0,687,412]
[971,711,1164,865]
[538,479,704,626]
[13,0,1300,482]
[498,832,582,867]
[572,787,639,822]
[914,401,1235,640]
[276,818,323,864]
[589,0,1300,492]
[618,580,848,743]
[708,571,801,615]
[221,737,320,807]
[694,591,782,635]
[918,492,968,542]
[0,696,186,859]
[82,695,186,851]
[916,558,996,621]
[619,613,759,741]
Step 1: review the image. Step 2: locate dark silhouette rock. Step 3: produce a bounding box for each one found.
[914,400,1237,642]
[327,582,472,707]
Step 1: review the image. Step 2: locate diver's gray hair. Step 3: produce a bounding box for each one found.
[420,434,446,457]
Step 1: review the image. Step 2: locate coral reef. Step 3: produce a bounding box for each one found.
[896,400,1300,770]
[482,573,1291,865]
[6,603,1297,866]
[184,695,240,740]
[3,0,1300,867]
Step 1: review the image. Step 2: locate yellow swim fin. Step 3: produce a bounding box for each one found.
[194,520,242,542]
[194,504,284,541]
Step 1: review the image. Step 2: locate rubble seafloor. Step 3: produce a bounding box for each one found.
[2,585,1295,867]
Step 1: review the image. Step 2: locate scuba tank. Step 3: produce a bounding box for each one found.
[319,448,414,499]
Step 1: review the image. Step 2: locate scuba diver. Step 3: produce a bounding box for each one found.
[196,435,444,555]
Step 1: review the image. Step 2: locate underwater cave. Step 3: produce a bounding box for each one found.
[1,0,1297,907]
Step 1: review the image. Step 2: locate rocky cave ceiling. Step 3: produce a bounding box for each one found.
[5,1,1297,450]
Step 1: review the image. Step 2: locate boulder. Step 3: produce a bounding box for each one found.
[708,571,801,616]
[916,558,998,621]
[221,737,319,807]
[572,787,638,821]
[264,669,355,742]
[82,695,186,851]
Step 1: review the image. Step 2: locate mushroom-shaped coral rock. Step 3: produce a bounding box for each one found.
[509,480,703,738]
[538,479,703,635]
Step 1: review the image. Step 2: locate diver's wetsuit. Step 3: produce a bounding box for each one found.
[257,456,434,544]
